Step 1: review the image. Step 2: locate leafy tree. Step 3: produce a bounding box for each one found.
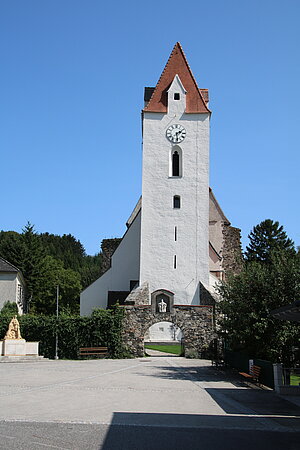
[32,256,82,315]
[218,251,300,364]
[38,232,101,289]
[39,233,86,271]
[1,301,18,315]
[0,223,103,315]
[245,219,295,263]
[79,253,102,289]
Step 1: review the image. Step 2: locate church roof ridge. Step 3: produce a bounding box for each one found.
[175,42,209,110]
[144,42,211,114]
[126,196,142,228]
[209,241,222,260]
[144,42,180,110]
[209,187,230,224]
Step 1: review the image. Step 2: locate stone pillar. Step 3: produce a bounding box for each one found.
[273,363,283,393]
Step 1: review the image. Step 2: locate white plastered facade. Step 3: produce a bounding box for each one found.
[0,272,25,314]
[140,75,210,305]
[80,210,141,316]
[80,58,232,320]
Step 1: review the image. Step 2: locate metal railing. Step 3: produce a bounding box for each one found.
[282,367,300,386]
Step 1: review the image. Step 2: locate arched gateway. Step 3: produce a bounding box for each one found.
[122,302,216,358]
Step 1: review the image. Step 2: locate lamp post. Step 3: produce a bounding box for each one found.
[55,285,59,360]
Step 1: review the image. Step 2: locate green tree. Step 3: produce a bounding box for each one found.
[0,224,103,315]
[39,233,86,271]
[39,232,102,288]
[79,253,102,289]
[1,301,18,315]
[0,231,26,270]
[218,251,300,364]
[245,219,295,263]
[33,256,82,315]
[21,222,46,311]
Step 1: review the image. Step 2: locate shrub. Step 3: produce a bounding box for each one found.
[0,306,126,359]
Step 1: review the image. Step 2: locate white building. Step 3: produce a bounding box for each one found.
[81,43,241,327]
[0,257,26,314]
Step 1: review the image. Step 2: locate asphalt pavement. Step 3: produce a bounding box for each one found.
[0,356,299,449]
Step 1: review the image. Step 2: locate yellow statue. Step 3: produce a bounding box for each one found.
[4,316,22,340]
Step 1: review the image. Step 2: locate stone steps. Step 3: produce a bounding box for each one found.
[0,356,49,363]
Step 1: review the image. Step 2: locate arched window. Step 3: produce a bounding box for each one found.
[172,151,180,176]
[173,195,181,209]
[170,146,182,177]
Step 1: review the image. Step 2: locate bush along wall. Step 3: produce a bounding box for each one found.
[0,305,127,359]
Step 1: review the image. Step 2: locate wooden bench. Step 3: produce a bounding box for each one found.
[239,365,261,383]
[79,347,108,358]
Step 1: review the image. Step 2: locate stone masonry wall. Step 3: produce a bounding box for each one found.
[222,224,243,276]
[100,238,122,274]
[122,305,216,357]
[124,282,150,306]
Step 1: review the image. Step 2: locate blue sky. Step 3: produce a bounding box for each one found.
[1,0,299,255]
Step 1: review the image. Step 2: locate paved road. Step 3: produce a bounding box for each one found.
[0,357,299,449]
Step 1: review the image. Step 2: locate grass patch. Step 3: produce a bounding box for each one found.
[290,374,300,386]
[144,344,182,355]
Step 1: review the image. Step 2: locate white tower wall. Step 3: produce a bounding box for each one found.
[140,77,210,305]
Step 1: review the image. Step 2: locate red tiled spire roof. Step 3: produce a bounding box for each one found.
[144,42,210,114]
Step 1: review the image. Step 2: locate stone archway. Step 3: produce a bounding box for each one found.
[122,304,216,358]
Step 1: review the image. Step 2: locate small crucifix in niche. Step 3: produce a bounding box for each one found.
[158,299,167,313]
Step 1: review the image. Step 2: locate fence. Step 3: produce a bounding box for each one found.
[224,350,275,389]
[273,364,300,394]
[224,350,249,373]
[282,367,300,386]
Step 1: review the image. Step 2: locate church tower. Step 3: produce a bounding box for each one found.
[140,42,211,305]
[80,42,242,320]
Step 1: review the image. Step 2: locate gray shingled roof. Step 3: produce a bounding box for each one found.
[0,257,19,273]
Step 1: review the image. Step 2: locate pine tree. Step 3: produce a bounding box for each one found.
[245,219,295,263]
[0,231,26,270]
[0,224,102,314]
[21,222,46,311]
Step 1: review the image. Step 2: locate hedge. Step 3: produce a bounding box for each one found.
[0,306,127,359]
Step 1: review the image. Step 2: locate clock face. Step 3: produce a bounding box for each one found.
[166,124,186,143]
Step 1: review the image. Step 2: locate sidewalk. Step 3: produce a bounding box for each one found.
[0,358,299,449]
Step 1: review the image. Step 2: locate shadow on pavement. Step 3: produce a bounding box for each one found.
[137,362,243,385]
[1,411,300,450]
[206,387,300,417]
[100,412,300,450]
